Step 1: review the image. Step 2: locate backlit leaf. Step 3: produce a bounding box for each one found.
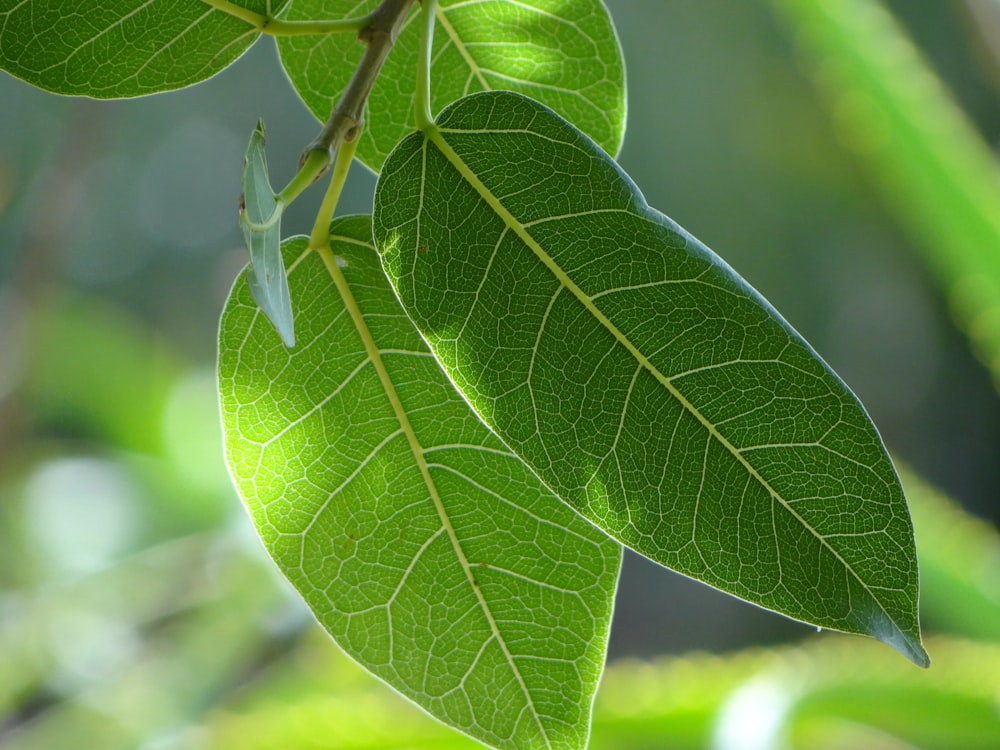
[277,0,625,173]
[218,216,622,750]
[373,91,928,667]
[0,0,284,97]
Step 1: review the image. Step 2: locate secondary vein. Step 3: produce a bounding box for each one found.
[318,238,551,746]
[424,124,912,649]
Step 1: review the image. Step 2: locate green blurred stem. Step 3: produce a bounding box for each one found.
[416,0,438,129]
[309,138,360,250]
[200,0,371,35]
[771,0,1000,384]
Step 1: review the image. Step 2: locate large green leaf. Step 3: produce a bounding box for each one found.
[373,91,928,667]
[0,0,283,97]
[277,0,625,173]
[218,216,622,750]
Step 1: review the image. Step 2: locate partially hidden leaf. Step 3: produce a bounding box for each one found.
[240,120,294,347]
[0,0,284,97]
[277,0,626,173]
[373,91,928,667]
[218,215,622,750]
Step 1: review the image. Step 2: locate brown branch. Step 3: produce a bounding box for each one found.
[301,0,417,166]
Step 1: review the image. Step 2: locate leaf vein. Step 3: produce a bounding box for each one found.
[317,244,552,746]
[424,124,911,644]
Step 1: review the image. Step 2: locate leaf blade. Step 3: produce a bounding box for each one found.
[373,91,928,667]
[218,216,622,749]
[276,0,626,173]
[0,0,279,97]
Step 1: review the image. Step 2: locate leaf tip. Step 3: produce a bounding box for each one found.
[897,637,931,669]
[865,608,929,668]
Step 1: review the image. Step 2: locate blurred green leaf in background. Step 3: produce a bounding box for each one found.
[2,0,1000,748]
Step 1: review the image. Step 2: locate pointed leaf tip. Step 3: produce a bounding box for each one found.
[866,607,930,667]
[374,90,925,661]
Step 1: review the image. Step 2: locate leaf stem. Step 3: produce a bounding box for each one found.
[241,128,338,243]
[200,0,371,36]
[309,138,360,250]
[302,0,417,166]
[415,0,438,130]
[276,148,330,205]
[241,200,283,232]
[243,0,413,220]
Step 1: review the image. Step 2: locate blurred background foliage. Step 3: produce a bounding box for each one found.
[1,0,999,747]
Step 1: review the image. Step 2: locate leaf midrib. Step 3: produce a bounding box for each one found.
[318,232,552,748]
[435,4,489,92]
[422,124,912,648]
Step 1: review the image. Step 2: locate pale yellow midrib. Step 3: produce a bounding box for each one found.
[424,126,909,646]
[435,4,490,91]
[318,236,552,747]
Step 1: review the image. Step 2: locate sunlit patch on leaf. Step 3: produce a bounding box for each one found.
[277,0,626,173]
[218,216,622,749]
[374,91,928,667]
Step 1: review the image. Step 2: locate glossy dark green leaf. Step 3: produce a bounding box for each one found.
[277,0,625,173]
[373,91,927,667]
[240,120,294,347]
[218,216,622,750]
[0,0,283,97]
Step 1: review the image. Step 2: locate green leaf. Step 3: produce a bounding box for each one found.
[0,0,283,97]
[240,120,294,347]
[373,91,928,667]
[218,216,622,750]
[277,0,626,173]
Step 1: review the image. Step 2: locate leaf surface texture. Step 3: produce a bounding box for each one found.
[218,216,622,749]
[0,0,281,97]
[373,92,927,667]
[277,0,625,172]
